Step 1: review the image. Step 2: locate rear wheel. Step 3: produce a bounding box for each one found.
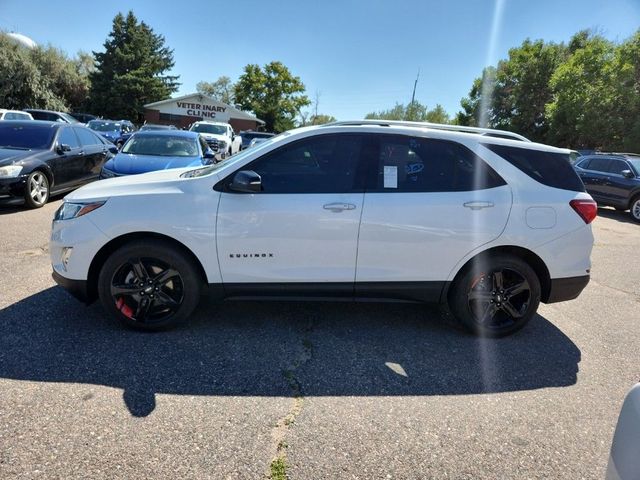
[630,196,640,223]
[449,254,541,337]
[24,170,49,208]
[97,240,202,331]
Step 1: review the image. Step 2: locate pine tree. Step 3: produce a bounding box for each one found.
[88,11,179,121]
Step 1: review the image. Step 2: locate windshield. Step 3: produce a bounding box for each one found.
[0,124,55,150]
[627,157,640,174]
[181,132,288,178]
[121,134,199,157]
[59,112,80,124]
[88,121,121,132]
[190,124,227,135]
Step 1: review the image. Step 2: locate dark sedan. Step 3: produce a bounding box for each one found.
[100,130,215,178]
[0,121,116,208]
[24,109,80,124]
[574,153,640,222]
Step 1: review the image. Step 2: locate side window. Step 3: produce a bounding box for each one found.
[246,134,364,193]
[577,158,591,169]
[607,159,628,175]
[74,127,101,147]
[587,158,611,173]
[5,112,18,120]
[376,136,505,192]
[57,127,80,149]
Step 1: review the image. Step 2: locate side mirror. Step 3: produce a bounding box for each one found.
[56,143,71,154]
[622,169,635,179]
[108,145,119,154]
[203,150,216,164]
[229,170,261,193]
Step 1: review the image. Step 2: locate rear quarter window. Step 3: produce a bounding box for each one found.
[482,143,585,192]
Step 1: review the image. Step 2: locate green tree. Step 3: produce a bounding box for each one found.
[455,67,496,127]
[309,114,336,125]
[196,75,235,104]
[610,30,640,151]
[88,11,179,121]
[0,33,89,111]
[545,31,617,149]
[234,62,310,132]
[366,101,450,123]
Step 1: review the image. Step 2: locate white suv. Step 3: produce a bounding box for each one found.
[189,121,241,159]
[50,120,596,336]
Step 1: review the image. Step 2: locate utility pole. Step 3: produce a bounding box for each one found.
[408,69,420,121]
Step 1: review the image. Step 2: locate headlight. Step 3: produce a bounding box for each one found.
[54,201,106,221]
[0,165,23,178]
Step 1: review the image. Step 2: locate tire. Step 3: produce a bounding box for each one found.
[24,170,50,208]
[228,147,233,157]
[630,196,640,223]
[449,253,541,337]
[97,240,202,331]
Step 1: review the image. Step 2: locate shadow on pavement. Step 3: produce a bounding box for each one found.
[0,287,581,417]
[597,206,638,225]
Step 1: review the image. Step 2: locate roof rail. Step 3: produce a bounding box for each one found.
[323,120,530,142]
[592,151,640,157]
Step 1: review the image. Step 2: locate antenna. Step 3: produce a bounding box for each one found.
[410,68,420,106]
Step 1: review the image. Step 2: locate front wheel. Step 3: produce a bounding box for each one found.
[24,171,50,208]
[449,254,541,337]
[97,240,202,331]
[630,196,640,223]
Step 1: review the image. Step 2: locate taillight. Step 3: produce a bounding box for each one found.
[570,199,597,224]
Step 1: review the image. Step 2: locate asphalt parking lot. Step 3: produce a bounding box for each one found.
[0,199,638,479]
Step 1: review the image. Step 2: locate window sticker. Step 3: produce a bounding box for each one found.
[383,165,398,188]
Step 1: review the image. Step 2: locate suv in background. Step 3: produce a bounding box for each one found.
[50,120,595,336]
[87,119,136,149]
[0,109,33,121]
[24,109,80,124]
[574,153,640,222]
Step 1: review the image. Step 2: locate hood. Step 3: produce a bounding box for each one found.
[0,148,39,166]
[201,133,227,142]
[104,153,205,175]
[65,167,203,202]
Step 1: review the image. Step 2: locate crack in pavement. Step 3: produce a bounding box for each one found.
[267,319,314,479]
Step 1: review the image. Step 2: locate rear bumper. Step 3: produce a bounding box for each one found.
[544,275,590,303]
[52,270,91,303]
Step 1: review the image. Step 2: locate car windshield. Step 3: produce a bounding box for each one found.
[121,134,199,157]
[88,121,121,132]
[0,124,55,150]
[626,157,640,174]
[191,124,226,135]
[140,124,172,131]
[59,112,80,124]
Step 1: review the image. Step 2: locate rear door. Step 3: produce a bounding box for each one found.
[355,135,511,297]
[74,127,108,181]
[50,126,82,189]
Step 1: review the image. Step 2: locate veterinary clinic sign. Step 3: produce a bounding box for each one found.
[175,101,227,119]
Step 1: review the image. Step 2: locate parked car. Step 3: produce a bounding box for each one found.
[574,153,640,222]
[0,121,116,208]
[24,109,81,124]
[240,131,275,150]
[607,383,640,480]
[99,130,215,178]
[87,119,136,149]
[249,137,273,148]
[139,124,177,131]
[51,120,595,334]
[68,113,98,124]
[0,109,33,121]
[189,121,242,159]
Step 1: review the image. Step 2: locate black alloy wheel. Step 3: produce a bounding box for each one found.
[109,257,184,325]
[98,240,201,331]
[449,254,541,337]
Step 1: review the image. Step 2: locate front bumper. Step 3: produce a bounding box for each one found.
[52,270,91,303]
[544,275,590,303]
[0,176,27,204]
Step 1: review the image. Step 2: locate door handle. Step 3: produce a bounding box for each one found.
[323,202,356,212]
[463,201,494,210]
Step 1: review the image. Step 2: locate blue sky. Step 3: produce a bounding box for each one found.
[1,0,639,120]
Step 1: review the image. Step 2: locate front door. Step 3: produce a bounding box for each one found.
[216,133,368,296]
[50,126,82,189]
[355,135,512,299]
